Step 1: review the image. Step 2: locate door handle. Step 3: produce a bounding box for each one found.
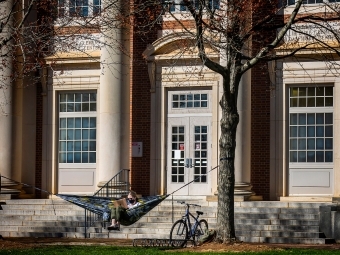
[185,158,195,168]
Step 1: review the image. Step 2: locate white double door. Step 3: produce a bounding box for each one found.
[167,116,211,196]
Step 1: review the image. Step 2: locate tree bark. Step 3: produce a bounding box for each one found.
[216,74,240,243]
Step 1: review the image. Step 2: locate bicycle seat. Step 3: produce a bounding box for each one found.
[196,211,203,215]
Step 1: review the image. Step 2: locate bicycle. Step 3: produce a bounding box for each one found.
[169,201,209,247]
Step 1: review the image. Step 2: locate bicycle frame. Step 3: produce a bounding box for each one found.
[182,204,201,238]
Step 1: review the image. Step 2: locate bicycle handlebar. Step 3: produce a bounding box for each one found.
[177,201,201,207]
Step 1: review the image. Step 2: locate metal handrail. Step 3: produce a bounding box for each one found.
[84,169,130,237]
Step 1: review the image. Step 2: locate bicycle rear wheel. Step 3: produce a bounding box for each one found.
[193,219,209,244]
[169,219,188,247]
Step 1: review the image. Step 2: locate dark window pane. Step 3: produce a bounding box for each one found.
[67,103,74,112]
[290,139,297,150]
[307,113,315,125]
[307,97,315,107]
[67,152,73,163]
[82,141,89,150]
[74,152,81,163]
[60,118,67,128]
[299,98,306,107]
[325,152,333,162]
[307,87,315,97]
[307,151,315,162]
[325,126,333,137]
[316,97,324,107]
[325,97,333,107]
[82,118,89,128]
[67,141,73,151]
[325,113,332,124]
[89,141,96,151]
[316,113,324,124]
[201,101,208,107]
[316,126,324,137]
[307,138,315,149]
[291,98,298,107]
[298,114,306,125]
[90,117,96,128]
[307,126,315,137]
[60,104,66,112]
[82,152,88,163]
[82,129,88,139]
[290,114,297,125]
[89,152,96,163]
[299,87,306,97]
[75,93,82,102]
[60,141,66,151]
[325,138,333,149]
[325,86,333,96]
[316,151,324,162]
[316,87,324,96]
[298,139,306,150]
[291,87,298,97]
[74,141,81,151]
[316,138,324,149]
[290,126,297,137]
[290,151,297,162]
[59,153,66,163]
[75,130,81,140]
[298,151,306,162]
[67,130,74,140]
[60,130,66,140]
[298,126,306,137]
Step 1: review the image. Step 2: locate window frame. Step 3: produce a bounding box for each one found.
[58,0,101,18]
[58,91,97,168]
[288,85,334,167]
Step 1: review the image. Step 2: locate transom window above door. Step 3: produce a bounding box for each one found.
[289,86,333,163]
[172,93,208,109]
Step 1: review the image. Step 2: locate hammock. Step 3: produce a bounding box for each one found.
[56,194,170,226]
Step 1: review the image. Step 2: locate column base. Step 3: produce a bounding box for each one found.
[210,182,262,202]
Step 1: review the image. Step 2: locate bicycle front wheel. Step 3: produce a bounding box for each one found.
[193,219,209,244]
[169,219,188,247]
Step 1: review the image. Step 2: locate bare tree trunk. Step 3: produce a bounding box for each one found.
[215,76,240,243]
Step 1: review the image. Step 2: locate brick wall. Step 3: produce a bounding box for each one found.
[251,1,283,200]
[129,4,159,196]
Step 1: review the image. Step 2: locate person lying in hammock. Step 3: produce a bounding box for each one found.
[108,190,141,230]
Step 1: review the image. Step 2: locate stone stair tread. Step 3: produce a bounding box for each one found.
[0,199,334,244]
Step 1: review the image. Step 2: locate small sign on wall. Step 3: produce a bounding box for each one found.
[132,142,143,157]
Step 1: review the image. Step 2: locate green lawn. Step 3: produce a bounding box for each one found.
[1,246,340,255]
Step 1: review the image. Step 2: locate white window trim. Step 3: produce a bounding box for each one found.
[58,0,101,18]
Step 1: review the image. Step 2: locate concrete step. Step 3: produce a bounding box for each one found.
[236,230,324,238]
[0,198,334,244]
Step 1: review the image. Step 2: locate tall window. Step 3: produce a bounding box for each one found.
[59,92,97,164]
[58,0,101,17]
[289,86,333,163]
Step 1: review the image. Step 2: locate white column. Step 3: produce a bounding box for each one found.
[234,70,253,197]
[0,0,13,179]
[98,1,123,184]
